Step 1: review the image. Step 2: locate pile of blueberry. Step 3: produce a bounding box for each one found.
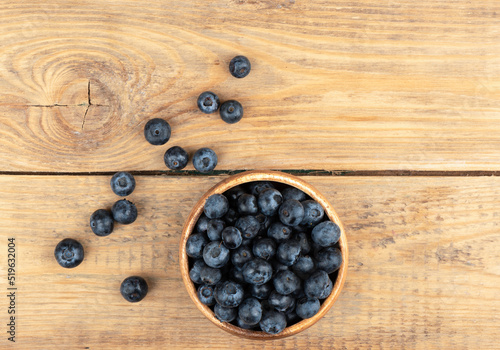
[187,181,342,334]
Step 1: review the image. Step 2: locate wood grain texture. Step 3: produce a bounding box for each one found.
[0,175,498,349]
[0,1,499,172]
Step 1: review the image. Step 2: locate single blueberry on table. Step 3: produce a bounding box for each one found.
[189,259,206,284]
[219,100,243,124]
[197,284,216,305]
[221,226,243,249]
[295,297,320,319]
[237,193,258,215]
[199,265,222,285]
[242,258,273,286]
[304,270,333,299]
[144,118,171,145]
[207,219,225,241]
[204,194,229,219]
[259,310,287,335]
[235,215,260,240]
[186,233,208,259]
[276,239,302,266]
[164,146,189,170]
[193,147,218,173]
[268,291,295,312]
[229,55,251,78]
[89,209,114,237]
[111,199,138,224]
[231,245,253,268]
[258,188,283,216]
[214,280,245,308]
[214,303,237,323]
[54,238,84,268]
[252,237,277,261]
[315,247,342,274]
[238,297,262,325]
[197,91,220,114]
[278,199,305,227]
[203,241,230,268]
[292,255,316,280]
[267,222,292,243]
[273,270,301,296]
[120,276,148,302]
[110,171,136,196]
[311,221,341,248]
[248,282,272,300]
[282,187,307,202]
[300,200,325,227]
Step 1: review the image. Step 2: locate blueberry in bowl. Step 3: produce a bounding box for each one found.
[180,170,348,339]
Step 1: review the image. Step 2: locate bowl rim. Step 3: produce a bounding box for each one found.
[179,170,349,339]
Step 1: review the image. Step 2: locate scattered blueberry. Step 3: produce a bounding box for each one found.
[237,194,258,215]
[193,148,218,173]
[220,100,243,124]
[214,280,245,308]
[186,233,208,258]
[90,209,113,237]
[207,219,226,241]
[203,241,230,268]
[273,270,301,296]
[110,172,136,196]
[215,303,237,323]
[259,311,287,335]
[238,297,262,325]
[252,237,277,261]
[301,200,325,227]
[295,297,320,319]
[315,247,342,274]
[304,270,333,300]
[258,188,283,216]
[144,118,171,145]
[111,199,138,224]
[242,258,273,285]
[229,55,251,78]
[311,221,341,247]
[204,194,229,219]
[120,276,148,302]
[278,199,305,227]
[222,226,243,249]
[197,91,220,114]
[54,238,84,268]
[198,284,216,305]
[164,146,189,170]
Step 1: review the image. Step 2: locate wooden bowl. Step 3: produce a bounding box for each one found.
[179,170,348,339]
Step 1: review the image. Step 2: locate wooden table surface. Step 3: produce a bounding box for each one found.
[0,1,499,349]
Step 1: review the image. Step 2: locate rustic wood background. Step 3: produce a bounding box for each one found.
[0,0,498,349]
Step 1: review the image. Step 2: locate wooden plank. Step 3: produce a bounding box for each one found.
[0,1,499,172]
[0,175,498,349]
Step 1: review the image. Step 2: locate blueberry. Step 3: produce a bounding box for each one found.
[259,311,287,335]
[229,55,251,78]
[293,231,312,255]
[207,219,225,241]
[54,238,84,268]
[278,199,304,227]
[199,266,222,285]
[195,214,210,233]
[235,215,260,239]
[273,270,301,296]
[248,181,274,197]
[252,237,276,261]
[221,226,243,249]
[219,100,243,124]
[186,233,208,258]
[89,209,114,237]
[110,172,136,196]
[189,259,206,284]
[214,303,237,322]
[300,200,325,227]
[197,91,220,114]
[235,316,256,330]
[224,185,246,206]
[164,146,189,170]
[223,208,239,225]
[268,291,295,312]
[285,309,300,324]
[238,297,262,325]
[248,282,272,300]
[236,193,258,215]
[203,241,230,268]
[242,258,273,285]
[276,239,301,266]
[271,260,289,275]
[230,266,246,283]
[204,194,229,219]
[267,222,292,243]
[295,297,320,319]
[197,284,216,305]
[231,245,253,268]
[315,247,342,274]
[214,280,245,308]
[193,148,218,173]
[282,187,307,202]
[144,118,171,145]
[255,213,272,235]
[292,255,316,280]
[258,188,283,216]
[111,199,138,224]
[120,276,148,302]
[311,221,341,247]
[304,270,333,299]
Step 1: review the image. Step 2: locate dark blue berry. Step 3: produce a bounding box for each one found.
[272,260,289,275]
[235,215,260,239]
[198,284,216,305]
[204,194,229,219]
[293,231,312,255]
[189,259,206,284]
[300,200,325,227]
[236,316,256,330]
[144,118,171,145]
[268,291,295,312]
[237,193,258,215]
[304,270,333,299]
[285,309,300,324]
[242,258,273,285]
[120,276,148,302]
[203,241,230,268]
[259,311,287,335]
[199,265,222,285]
[193,148,218,173]
[110,172,135,196]
[222,226,243,249]
[273,270,301,296]
[292,255,316,280]
[223,208,239,225]
[231,245,253,268]
[276,239,301,266]
[197,91,220,114]
[90,209,114,237]
[111,199,138,224]
[207,219,225,241]
[230,266,246,283]
[229,55,251,78]
[224,185,245,206]
[195,214,210,233]
[255,213,272,235]
[311,221,341,247]
[238,297,262,325]
[258,188,283,216]
[186,233,208,258]
[278,199,304,227]
[214,303,237,322]
[164,146,189,170]
[248,282,272,300]
[267,222,292,243]
[295,297,320,319]
[252,237,276,261]
[54,238,84,268]
[219,100,243,124]
[315,247,342,274]
[214,280,245,308]
[248,181,274,197]
[282,187,307,202]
